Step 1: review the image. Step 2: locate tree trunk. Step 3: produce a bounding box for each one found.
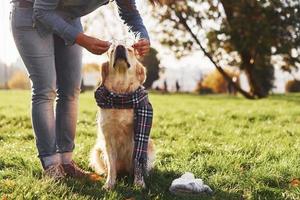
[175,12,255,99]
[241,53,268,98]
[243,64,268,98]
[219,0,268,99]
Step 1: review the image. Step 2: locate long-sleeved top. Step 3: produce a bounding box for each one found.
[29,0,149,45]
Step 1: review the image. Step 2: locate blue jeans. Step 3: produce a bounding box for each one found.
[11,6,83,167]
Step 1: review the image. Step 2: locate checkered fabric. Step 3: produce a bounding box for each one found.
[94,85,153,172]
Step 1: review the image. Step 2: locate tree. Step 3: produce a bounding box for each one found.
[7,71,30,90]
[198,68,240,94]
[141,47,160,89]
[82,63,101,73]
[286,80,300,93]
[151,0,300,98]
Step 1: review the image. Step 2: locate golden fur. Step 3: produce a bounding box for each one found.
[90,45,155,190]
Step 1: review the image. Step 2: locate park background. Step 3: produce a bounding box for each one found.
[0,0,300,199]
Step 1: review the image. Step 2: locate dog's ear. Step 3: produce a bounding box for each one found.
[100,62,109,85]
[136,62,147,84]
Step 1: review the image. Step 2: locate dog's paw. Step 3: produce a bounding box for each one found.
[133,163,147,188]
[134,176,146,189]
[103,180,116,190]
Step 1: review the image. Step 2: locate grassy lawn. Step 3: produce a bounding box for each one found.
[0,90,300,200]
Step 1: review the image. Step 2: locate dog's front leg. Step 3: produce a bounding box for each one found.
[103,140,117,190]
[134,163,146,188]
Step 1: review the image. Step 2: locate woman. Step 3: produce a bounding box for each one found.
[11,0,158,180]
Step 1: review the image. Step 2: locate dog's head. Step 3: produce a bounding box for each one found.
[100,44,146,93]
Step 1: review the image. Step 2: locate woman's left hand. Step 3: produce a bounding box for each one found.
[133,39,150,57]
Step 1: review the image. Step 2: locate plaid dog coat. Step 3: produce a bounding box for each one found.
[94,85,153,174]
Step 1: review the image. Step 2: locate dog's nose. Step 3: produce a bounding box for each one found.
[114,44,130,68]
[115,45,126,60]
[116,45,125,52]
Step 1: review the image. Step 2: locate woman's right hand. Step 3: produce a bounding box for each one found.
[75,33,111,55]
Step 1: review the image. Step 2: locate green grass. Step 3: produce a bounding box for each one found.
[0,90,300,200]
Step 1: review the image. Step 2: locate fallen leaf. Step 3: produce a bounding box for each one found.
[290,178,300,187]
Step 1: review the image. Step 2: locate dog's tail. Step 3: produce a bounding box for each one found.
[90,145,106,175]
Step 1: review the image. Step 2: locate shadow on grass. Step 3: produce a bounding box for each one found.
[59,168,244,200]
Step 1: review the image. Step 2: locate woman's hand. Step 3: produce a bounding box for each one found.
[132,39,150,57]
[75,33,111,55]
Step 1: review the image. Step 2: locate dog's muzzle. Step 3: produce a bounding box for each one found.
[114,45,130,68]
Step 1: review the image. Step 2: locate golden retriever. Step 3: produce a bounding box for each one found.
[90,44,155,190]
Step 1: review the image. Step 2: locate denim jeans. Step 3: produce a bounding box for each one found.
[11,6,83,168]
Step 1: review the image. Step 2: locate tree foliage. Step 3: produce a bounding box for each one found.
[286,80,300,93]
[82,63,101,73]
[141,47,160,88]
[7,71,30,90]
[152,0,300,98]
[198,68,240,94]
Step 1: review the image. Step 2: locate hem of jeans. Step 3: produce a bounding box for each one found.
[38,151,58,159]
[56,145,75,154]
[56,150,73,153]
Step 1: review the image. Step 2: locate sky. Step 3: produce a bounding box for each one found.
[0,1,18,65]
[0,0,214,92]
[0,1,297,93]
[0,1,212,67]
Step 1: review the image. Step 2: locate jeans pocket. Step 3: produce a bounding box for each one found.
[12,7,34,31]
